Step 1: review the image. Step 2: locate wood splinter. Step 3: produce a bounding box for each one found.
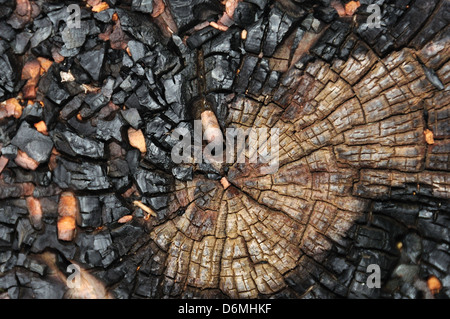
[133,200,157,220]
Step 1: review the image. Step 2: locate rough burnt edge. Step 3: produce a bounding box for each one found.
[0,0,448,299]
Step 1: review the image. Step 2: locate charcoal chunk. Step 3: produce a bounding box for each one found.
[134,168,173,195]
[53,157,111,191]
[101,194,130,223]
[121,108,142,129]
[172,165,193,181]
[12,31,32,54]
[79,45,105,81]
[234,2,257,27]
[52,129,105,159]
[111,223,144,256]
[78,196,102,228]
[11,122,54,163]
[131,0,153,14]
[96,114,125,142]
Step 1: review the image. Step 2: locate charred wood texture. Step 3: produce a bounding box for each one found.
[0,0,449,299]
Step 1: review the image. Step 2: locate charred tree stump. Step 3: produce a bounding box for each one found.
[0,0,449,299]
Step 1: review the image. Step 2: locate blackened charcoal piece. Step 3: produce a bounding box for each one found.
[31,224,77,259]
[172,165,193,181]
[144,139,173,171]
[96,114,125,142]
[126,149,140,174]
[131,0,153,14]
[134,168,173,195]
[11,122,53,163]
[0,39,9,56]
[244,19,265,54]
[112,90,129,105]
[145,116,171,140]
[47,80,71,105]
[111,223,145,256]
[107,158,130,178]
[30,18,52,49]
[117,8,165,47]
[121,108,142,129]
[136,84,164,111]
[30,277,65,299]
[313,6,338,23]
[79,45,105,82]
[60,94,84,120]
[206,93,231,128]
[1,144,17,160]
[186,26,221,50]
[263,7,294,56]
[164,103,187,124]
[61,24,89,50]
[234,2,257,27]
[76,231,116,268]
[120,75,140,93]
[163,74,183,105]
[0,224,13,246]
[39,71,71,105]
[167,0,198,30]
[51,129,105,159]
[67,117,97,137]
[204,55,237,92]
[94,8,115,23]
[84,92,110,113]
[20,102,43,121]
[12,31,32,55]
[246,0,268,10]
[78,196,102,228]
[0,22,15,42]
[0,204,25,225]
[203,30,240,56]
[53,157,111,191]
[0,270,17,291]
[128,40,146,63]
[0,53,18,96]
[235,55,258,94]
[248,58,269,95]
[16,218,36,248]
[101,194,130,223]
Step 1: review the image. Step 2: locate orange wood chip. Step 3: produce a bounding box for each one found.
[34,120,48,135]
[92,2,109,12]
[133,200,157,219]
[427,276,441,295]
[37,57,53,73]
[15,150,39,170]
[345,1,361,16]
[0,156,8,174]
[3,98,22,119]
[26,196,43,229]
[57,192,80,241]
[210,21,228,32]
[424,129,435,145]
[152,0,166,18]
[220,177,231,190]
[128,128,147,153]
[118,215,133,223]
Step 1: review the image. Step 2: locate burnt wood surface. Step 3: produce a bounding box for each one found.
[0,0,449,299]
